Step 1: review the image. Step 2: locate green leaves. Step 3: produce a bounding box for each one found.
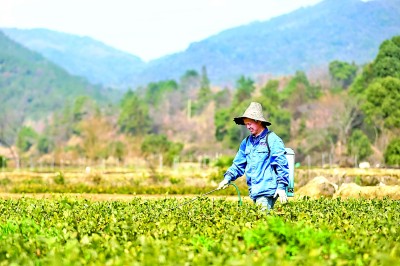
[118,90,152,136]
[16,126,38,152]
[363,77,400,129]
[0,197,399,265]
[244,215,351,262]
[384,138,400,166]
[329,60,358,89]
[141,134,183,167]
[347,129,372,161]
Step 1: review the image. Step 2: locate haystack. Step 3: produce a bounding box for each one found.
[334,183,400,199]
[296,176,338,198]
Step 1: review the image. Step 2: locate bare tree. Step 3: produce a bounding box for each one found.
[0,111,23,167]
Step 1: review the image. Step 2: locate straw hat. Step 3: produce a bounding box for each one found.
[233,102,271,126]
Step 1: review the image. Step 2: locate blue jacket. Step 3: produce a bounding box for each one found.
[224,129,289,201]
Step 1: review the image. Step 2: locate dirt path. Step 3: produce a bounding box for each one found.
[0,192,251,202]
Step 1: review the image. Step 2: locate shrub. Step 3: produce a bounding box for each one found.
[213,155,234,169]
[0,177,11,186]
[53,171,65,185]
[347,129,372,160]
[0,156,6,168]
[384,138,400,166]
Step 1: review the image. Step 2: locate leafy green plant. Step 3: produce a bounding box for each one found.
[53,171,65,185]
[0,197,398,265]
[169,177,182,185]
[213,155,234,169]
[0,177,11,186]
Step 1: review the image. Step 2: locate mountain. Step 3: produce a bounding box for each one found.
[134,0,400,85]
[1,28,145,89]
[3,0,400,88]
[0,31,118,121]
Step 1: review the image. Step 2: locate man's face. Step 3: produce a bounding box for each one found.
[243,118,264,136]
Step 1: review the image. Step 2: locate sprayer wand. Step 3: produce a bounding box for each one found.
[170,183,243,211]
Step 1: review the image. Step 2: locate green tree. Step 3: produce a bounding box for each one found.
[362,77,400,129]
[225,101,253,148]
[16,126,38,152]
[194,66,213,113]
[282,71,321,101]
[259,80,291,142]
[73,96,90,121]
[347,129,372,161]
[260,80,280,104]
[108,141,125,161]
[213,87,231,109]
[268,108,291,142]
[118,90,152,136]
[329,60,358,89]
[226,123,247,149]
[145,80,178,107]
[351,35,400,97]
[349,36,400,162]
[214,108,230,142]
[233,76,255,105]
[350,64,374,97]
[141,134,183,167]
[213,76,256,148]
[384,138,400,166]
[371,36,400,79]
[199,66,211,100]
[37,136,54,154]
[179,70,200,91]
[71,96,100,135]
[214,100,250,148]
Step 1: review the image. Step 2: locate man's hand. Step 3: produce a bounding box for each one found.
[217,179,230,190]
[273,189,288,203]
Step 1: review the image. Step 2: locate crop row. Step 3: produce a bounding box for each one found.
[0,196,399,265]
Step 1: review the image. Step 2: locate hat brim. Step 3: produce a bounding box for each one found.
[233,117,271,126]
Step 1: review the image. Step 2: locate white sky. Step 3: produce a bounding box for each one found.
[1,0,322,61]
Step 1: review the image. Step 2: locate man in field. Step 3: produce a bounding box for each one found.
[217,102,289,211]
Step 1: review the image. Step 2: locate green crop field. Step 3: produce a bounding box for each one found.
[0,196,399,265]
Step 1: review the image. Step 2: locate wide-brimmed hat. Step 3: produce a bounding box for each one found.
[233,102,271,126]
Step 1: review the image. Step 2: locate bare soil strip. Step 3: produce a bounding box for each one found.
[0,193,251,202]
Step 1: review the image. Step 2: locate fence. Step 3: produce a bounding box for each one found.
[0,154,217,173]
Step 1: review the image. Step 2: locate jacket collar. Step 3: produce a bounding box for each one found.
[249,128,269,145]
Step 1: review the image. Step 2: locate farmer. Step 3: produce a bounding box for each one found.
[217,102,289,211]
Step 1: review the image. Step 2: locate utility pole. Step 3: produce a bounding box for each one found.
[187,99,191,120]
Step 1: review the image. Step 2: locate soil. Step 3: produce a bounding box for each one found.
[0,192,252,202]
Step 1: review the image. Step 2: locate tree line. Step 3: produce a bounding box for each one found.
[1,36,399,168]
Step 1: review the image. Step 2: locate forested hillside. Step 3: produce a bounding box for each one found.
[0,32,119,159]
[2,28,145,88]
[0,32,118,118]
[3,0,399,89]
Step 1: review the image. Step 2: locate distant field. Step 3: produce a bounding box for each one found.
[0,167,399,198]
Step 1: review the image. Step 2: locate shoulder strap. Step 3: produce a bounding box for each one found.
[266,130,273,156]
[266,131,278,175]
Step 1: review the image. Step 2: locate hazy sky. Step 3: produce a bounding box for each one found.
[1,0,323,61]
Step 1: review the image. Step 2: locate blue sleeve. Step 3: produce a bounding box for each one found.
[270,134,289,189]
[224,138,248,182]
